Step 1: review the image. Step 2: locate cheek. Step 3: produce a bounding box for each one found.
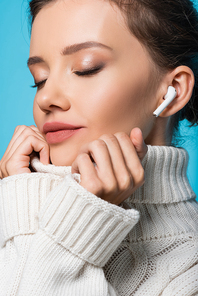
[33,99,43,132]
[33,100,37,123]
[80,72,150,131]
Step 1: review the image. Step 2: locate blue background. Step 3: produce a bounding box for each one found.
[0,0,198,198]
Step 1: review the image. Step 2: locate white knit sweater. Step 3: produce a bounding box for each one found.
[0,145,198,296]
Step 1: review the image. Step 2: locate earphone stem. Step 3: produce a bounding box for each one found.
[153,86,177,117]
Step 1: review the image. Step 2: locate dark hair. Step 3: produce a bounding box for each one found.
[28,0,198,137]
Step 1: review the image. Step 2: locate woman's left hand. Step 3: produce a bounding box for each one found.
[71,127,147,205]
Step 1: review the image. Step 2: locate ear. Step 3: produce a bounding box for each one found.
[155,66,195,117]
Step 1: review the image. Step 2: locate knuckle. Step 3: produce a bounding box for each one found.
[77,153,89,163]
[23,126,34,135]
[18,127,34,141]
[119,173,132,190]
[14,125,24,133]
[114,132,129,141]
[104,179,118,194]
[20,125,27,130]
[90,139,106,150]
[100,133,116,143]
[14,126,19,133]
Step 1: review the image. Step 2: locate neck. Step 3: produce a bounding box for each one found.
[145,117,174,146]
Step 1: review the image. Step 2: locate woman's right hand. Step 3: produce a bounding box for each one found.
[0,125,50,179]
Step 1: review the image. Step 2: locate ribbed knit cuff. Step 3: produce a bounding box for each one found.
[39,175,140,267]
[0,173,61,247]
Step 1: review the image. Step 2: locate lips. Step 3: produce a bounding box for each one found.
[43,122,83,144]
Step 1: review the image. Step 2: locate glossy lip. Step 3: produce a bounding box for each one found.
[43,122,84,144]
[43,122,83,133]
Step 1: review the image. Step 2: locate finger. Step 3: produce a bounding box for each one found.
[14,135,49,165]
[2,125,27,159]
[2,166,9,179]
[1,126,50,178]
[72,153,103,197]
[4,126,48,163]
[99,134,133,192]
[77,140,118,196]
[114,132,145,189]
[29,125,46,139]
[6,135,50,175]
[130,127,148,161]
[0,160,9,179]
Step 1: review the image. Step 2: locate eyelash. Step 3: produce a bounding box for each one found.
[74,65,104,76]
[31,65,104,89]
[31,79,47,89]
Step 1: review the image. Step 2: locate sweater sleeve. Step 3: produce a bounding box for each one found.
[0,173,140,296]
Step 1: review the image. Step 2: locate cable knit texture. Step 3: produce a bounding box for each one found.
[0,145,198,295]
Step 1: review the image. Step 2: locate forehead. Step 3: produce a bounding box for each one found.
[30,0,134,55]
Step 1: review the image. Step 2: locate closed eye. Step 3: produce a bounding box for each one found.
[74,65,104,76]
[31,65,104,89]
[31,79,47,89]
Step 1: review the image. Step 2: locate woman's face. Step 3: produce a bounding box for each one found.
[29,0,159,166]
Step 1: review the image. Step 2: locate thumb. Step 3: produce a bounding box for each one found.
[130,127,148,161]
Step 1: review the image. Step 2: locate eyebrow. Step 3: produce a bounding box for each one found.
[27,41,113,67]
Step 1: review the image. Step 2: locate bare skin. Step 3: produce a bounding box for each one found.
[0,0,194,205]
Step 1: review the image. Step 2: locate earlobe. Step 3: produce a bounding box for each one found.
[154,66,195,118]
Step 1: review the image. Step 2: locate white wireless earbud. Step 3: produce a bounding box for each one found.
[153,86,177,117]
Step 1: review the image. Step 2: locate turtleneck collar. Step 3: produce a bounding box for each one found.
[30,145,196,204]
[129,145,196,204]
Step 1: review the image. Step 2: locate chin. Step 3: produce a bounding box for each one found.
[49,148,76,167]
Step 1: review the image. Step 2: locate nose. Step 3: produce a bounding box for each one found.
[35,75,71,113]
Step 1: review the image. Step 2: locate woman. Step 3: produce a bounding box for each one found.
[0,0,198,295]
